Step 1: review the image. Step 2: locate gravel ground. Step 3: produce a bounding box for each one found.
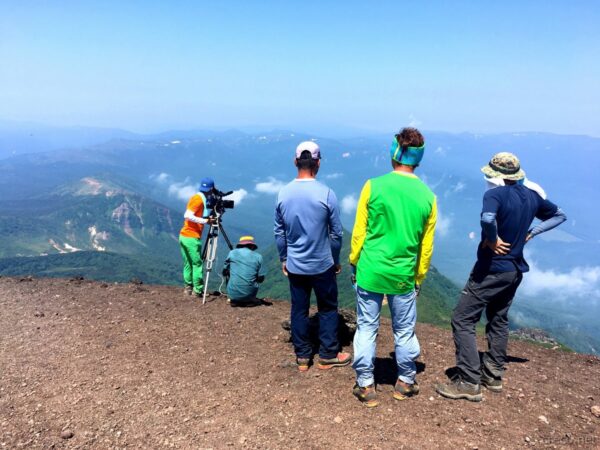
[1,276,599,449]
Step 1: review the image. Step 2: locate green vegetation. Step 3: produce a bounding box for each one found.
[0,251,181,285]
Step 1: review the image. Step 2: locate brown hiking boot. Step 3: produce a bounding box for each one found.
[435,378,482,402]
[481,370,503,392]
[353,384,379,407]
[393,379,420,400]
[296,358,311,372]
[317,352,352,370]
[184,285,193,296]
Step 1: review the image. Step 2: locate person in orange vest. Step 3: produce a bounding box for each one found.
[179,177,216,297]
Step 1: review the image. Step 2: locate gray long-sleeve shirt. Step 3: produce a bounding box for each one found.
[274,178,343,275]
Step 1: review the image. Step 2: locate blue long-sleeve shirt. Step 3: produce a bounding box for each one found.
[274,178,343,275]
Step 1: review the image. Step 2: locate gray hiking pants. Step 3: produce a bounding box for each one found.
[452,269,523,384]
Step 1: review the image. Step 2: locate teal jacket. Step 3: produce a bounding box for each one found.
[223,248,265,301]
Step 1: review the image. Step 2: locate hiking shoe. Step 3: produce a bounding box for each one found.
[481,370,503,393]
[296,358,311,372]
[353,384,379,408]
[184,285,193,296]
[393,379,420,400]
[317,352,352,370]
[435,378,482,402]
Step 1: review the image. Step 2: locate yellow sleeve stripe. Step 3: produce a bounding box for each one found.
[349,180,371,265]
[416,196,437,284]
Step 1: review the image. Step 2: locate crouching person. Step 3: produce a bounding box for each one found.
[223,236,267,306]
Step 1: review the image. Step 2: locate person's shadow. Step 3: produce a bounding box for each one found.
[374,352,426,386]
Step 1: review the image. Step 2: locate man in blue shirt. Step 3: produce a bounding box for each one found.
[274,141,351,372]
[436,152,566,402]
[223,236,266,307]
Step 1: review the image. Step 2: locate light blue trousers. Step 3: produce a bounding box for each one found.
[352,286,420,387]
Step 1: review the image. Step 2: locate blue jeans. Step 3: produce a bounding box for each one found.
[353,285,420,387]
[288,266,339,359]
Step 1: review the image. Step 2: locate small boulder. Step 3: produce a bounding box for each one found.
[61,430,74,439]
[591,405,600,418]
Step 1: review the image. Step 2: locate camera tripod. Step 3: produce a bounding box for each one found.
[201,214,233,305]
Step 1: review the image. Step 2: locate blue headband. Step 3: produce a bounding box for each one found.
[390,141,425,166]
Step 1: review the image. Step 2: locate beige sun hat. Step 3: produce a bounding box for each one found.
[481,152,526,181]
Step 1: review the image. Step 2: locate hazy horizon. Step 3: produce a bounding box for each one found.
[3,117,600,141]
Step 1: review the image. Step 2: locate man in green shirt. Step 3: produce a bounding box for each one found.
[222,236,266,307]
[350,127,437,407]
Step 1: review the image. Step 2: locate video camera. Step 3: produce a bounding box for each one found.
[207,188,235,217]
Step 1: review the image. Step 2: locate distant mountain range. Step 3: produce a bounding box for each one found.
[0,121,598,353]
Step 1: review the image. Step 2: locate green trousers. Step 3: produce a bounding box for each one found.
[179,236,204,293]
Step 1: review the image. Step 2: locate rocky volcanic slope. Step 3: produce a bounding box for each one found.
[1,277,599,449]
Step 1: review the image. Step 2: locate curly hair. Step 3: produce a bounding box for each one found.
[395,127,424,149]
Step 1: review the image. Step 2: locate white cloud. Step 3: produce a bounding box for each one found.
[168,182,197,200]
[435,146,446,156]
[468,231,476,240]
[444,181,467,198]
[325,172,343,179]
[408,113,422,128]
[342,152,351,158]
[521,255,600,300]
[436,210,452,237]
[150,172,170,183]
[453,181,466,193]
[255,177,286,195]
[341,194,358,214]
[228,189,248,205]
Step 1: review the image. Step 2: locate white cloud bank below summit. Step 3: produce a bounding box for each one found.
[521,260,600,301]
[228,189,248,204]
[341,194,358,214]
[436,210,452,237]
[152,173,249,205]
[255,177,286,194]
[168,182,196,200]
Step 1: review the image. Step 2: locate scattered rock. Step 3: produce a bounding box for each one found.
[34,311,45,317]
[61,430,74,439]
[538,415,549,425]
[130,277,143,285]
[591,405,600,417]
[281,310,357,345]
[333,416,343,424]
[510,328,558,345]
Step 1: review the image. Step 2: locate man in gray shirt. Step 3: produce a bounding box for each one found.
[274,141,351,372]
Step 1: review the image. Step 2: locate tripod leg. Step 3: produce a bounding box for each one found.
[219,222,234,250]
[203,233,219,305]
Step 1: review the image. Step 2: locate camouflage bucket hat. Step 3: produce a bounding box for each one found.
[481,152,526,181]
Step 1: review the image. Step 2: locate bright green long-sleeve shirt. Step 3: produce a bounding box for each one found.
[350,171,437,294]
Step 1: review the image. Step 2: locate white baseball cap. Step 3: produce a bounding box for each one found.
[295,141,321,160]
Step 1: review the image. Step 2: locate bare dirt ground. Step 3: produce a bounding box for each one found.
[1,276,599,449]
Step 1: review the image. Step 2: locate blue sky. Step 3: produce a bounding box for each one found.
[1,1,599,135]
